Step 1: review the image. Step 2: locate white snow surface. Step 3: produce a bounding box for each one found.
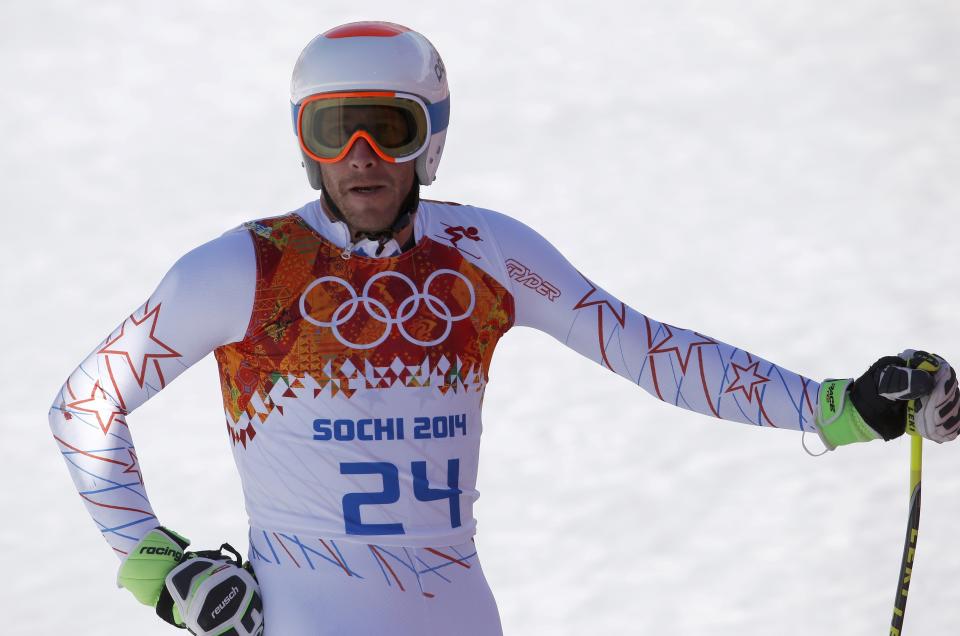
[4,1,959,634]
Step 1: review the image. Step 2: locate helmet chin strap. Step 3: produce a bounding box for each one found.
[319,168,420,256]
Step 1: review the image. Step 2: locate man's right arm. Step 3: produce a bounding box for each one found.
[47,227,255,559]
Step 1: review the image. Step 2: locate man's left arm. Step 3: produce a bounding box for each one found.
[477,209,958,447]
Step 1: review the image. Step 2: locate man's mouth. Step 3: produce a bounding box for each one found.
[348,185,385,195]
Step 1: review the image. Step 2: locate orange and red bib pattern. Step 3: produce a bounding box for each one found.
[215,214,513,448]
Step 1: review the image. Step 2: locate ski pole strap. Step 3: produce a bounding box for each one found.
[815,379,881,450]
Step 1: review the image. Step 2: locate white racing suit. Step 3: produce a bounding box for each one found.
[49,199,819,634]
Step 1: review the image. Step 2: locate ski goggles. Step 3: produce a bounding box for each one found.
[293,91,450,164]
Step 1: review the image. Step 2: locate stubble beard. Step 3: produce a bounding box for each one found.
[320,169,420,238]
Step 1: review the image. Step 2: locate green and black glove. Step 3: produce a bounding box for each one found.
[816,350,960,449]
[117,527,264,634]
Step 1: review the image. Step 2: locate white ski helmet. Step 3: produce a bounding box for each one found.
[290,22,450,188]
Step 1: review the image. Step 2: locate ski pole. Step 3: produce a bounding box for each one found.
[889,429,922,635]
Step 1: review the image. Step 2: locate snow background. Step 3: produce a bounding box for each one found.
[3,0,958,633]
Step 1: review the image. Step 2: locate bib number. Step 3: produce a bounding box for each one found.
[340,459,462,536]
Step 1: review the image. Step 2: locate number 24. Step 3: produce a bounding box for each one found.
[340,459,461,536]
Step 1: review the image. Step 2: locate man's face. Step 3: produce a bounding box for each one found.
[320,136,416,234]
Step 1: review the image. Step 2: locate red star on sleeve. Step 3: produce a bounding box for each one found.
[572,274,627,369]
[724,360,770,403]
[98,301,182,388]
[66,380,128,435]
[647,323,719,374]
[122,448,144,486]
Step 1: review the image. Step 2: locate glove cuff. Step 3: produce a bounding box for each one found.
[815,379,881,449]
[117,526,190,607]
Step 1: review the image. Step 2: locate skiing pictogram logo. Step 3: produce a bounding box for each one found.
[435,223,483,259]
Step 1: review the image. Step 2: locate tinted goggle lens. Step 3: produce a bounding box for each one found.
[299,96,429,162]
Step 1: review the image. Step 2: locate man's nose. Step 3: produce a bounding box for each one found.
[346,136,380,168]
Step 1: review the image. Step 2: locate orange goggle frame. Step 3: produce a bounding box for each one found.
[295,91,448,164]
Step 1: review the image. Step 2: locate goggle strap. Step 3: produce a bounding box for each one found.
[426,96,450,134]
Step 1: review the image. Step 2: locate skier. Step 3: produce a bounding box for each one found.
[48,21,960,636]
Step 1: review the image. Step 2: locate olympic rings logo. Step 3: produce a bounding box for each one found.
[298,269,476,349]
